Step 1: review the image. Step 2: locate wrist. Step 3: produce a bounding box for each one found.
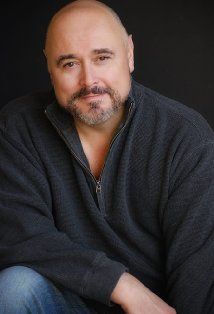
[110,272,137,307]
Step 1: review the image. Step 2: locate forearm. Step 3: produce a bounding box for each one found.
[111,272,176,314]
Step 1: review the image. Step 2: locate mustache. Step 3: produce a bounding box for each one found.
[70,86,114,101]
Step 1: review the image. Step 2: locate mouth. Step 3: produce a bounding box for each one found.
[81,93,106,100]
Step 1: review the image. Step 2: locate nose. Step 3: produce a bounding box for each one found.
[79,62,98,87]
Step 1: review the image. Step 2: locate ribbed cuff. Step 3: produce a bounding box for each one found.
[81,253,128,306]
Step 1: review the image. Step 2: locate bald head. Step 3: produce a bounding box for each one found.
[43,0,134,124]
[44,0,129,53]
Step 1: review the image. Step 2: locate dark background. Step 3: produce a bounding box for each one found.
[1,1,214,128]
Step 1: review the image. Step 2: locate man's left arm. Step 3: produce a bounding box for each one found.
[163,139,214,313]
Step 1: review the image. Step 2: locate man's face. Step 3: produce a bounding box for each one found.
[45,9,134,126]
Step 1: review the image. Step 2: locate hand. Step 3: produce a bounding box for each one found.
[111,272,176,314]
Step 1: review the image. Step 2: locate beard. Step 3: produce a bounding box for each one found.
[64,86,127,126]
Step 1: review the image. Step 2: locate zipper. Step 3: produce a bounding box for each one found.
[96,180,101,193]
[96,101,134,185]
[45,101,134,197]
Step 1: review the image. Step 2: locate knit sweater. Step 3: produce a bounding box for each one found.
[0,80,214,313]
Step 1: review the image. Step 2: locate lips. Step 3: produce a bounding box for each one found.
[81,93,104,99]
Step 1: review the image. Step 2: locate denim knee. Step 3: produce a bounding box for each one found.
[0,266,94,314]
[0,266,53,312]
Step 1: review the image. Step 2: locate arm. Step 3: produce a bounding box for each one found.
[0,128,127,306]
[163,141,214,313]
[110,141,214,314]
[111,272,176,314]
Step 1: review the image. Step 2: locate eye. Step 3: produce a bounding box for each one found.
[63,61,75,68]
[95,55,111,65]
[99,56,110,61]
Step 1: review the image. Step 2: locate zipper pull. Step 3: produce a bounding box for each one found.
[96,181,101,193]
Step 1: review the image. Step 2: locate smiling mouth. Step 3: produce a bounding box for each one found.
[82,94,103,99]
[82,94,103,98]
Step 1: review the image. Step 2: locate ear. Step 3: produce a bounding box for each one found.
[43,48,47,58]
[127,34,134,73]
[43,49,50,71]
[43,49,54,85]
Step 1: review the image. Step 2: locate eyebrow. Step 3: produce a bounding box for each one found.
[56,49,114,66]
[92,48,114,55]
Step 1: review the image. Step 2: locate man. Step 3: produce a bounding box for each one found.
[0,0,213,313]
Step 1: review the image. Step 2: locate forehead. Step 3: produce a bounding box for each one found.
[46,9,126,55]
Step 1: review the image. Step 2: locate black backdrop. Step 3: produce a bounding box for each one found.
[1,1,214,128]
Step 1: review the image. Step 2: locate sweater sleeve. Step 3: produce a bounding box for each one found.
[163,140,214,313]
[0,128,127,306]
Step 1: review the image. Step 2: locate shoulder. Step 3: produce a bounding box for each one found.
[132,80,214,142]
[0,90,55,132]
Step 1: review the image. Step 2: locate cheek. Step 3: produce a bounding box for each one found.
[52,72,79,96]
[109,58,131,80]
[106,62,131,89]
[111,66,132,100]
[50,73,77,105]
[52,73,74,91]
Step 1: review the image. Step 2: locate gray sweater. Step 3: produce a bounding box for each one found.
[0,80,214,313]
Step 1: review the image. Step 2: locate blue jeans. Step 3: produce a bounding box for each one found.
[0,266,97,314]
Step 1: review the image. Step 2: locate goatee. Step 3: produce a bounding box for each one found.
[64,86,126,126]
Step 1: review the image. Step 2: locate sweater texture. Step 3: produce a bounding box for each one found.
[0,80,214,313]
